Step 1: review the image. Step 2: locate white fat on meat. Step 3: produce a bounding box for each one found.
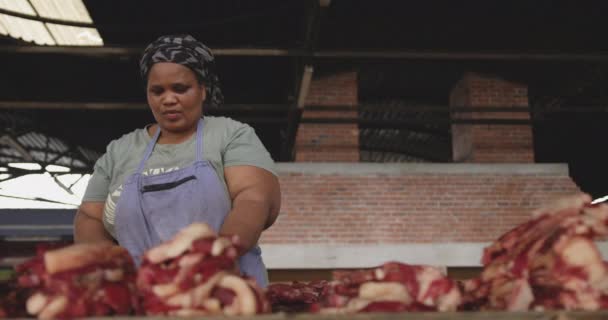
[344,298,373,313]
[436,286,462,312]
[559,237,607,290]
[415,267,443,303]
[166,272,225,308]
[505,279,534,311]
[415,266,461,311]
[104,269,124,282]
[178,253,204,268]
[38,295,67,320]
[358,282,411,303]
[202,298,222,313]
[152,283,179,298]
[146,223,216,264]
[211,238,233,256]
[44,243,122,274]
[26,292,48,315]
[218,275,257,315]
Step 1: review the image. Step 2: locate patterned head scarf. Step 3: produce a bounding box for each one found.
[139,34,224,108]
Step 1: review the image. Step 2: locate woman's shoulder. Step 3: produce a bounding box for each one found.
[203,116,251,136]
[204,116,247,128]
[104,127,149,155]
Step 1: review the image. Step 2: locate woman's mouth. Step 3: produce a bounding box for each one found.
[163,110,182,121]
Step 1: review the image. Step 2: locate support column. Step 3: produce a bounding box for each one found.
[450,72,534,163]
[295,71,359,162]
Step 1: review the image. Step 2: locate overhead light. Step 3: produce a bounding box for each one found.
[45,164,70,173]
[0,0,103,46]
[7,162,42,170]
[0,167,7,172]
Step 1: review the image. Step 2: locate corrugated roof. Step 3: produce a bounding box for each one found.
[359,100,452,162]
[0,0,102,46]
[0,113,100,182]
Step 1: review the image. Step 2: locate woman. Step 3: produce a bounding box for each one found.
[74,35,281,287]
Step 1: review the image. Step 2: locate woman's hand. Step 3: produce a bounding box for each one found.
[221,166,281,252]
[73,201,114,244]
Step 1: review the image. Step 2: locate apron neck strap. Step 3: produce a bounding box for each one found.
[195,118,204,162]
[136,125,161,174]
[136,119,205,174]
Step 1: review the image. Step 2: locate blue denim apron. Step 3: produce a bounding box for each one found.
[114,119,267,287]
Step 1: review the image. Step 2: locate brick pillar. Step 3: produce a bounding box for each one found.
[450,72,534,163]
[295,71,359,162]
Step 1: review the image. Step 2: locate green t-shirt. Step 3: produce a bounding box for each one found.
[82,116,277,238]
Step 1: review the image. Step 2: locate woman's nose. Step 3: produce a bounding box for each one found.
[162,92,177,105]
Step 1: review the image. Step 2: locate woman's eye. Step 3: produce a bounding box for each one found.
[149,88,163,95]
[172,85,189,93]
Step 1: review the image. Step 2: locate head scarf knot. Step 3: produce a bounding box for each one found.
[139,34,224,108]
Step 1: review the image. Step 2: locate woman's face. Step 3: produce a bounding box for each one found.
[146,62,205,135]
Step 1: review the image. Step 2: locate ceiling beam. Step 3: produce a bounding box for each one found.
[281,0,323,161]
[313,51,608,61]
[4,101,608,114]
[296,66,314,109]
[0,7,95,28]
[0,135,33,161]
[301,117,535,126]
[0,101,289,112]
[3,44,608,61]
[0,44,302,57]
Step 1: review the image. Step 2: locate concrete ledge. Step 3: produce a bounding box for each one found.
[276,163,570,175]
[261,242,608,269]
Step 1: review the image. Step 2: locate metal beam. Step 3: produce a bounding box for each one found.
[301,117,535,126]
[281,0,323,161]
[0,135,33,161]
[3,101,607,115]
[3,44,608,61]
[0,101,289,112]
[322,105,532,113]
[281,66,312,160]
[296,66,314,109]
[0,7,95,28]
[313,50,608,61]
[0,44,301,57]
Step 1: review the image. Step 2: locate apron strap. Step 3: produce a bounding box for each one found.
[195,118,204,162]
[136,126,161,174]
[137,119,204,174]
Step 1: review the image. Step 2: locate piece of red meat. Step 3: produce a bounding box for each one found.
[312,262,461,313]
[15,242,138,319]
[136,223,270,316]
[462,200,608,311]
[266,280,329,312]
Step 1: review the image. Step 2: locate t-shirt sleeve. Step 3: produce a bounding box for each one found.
[82,146,114,202]
[223,122,277,176]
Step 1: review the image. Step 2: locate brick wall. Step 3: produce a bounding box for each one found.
[260,164,579,245]
[450,72,534,163]
[295,71,359,162]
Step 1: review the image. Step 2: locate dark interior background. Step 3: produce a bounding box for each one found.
[1,0,608,196]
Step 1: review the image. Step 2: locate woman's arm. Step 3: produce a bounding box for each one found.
[73,201,114,244]
[220,166,281,252]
